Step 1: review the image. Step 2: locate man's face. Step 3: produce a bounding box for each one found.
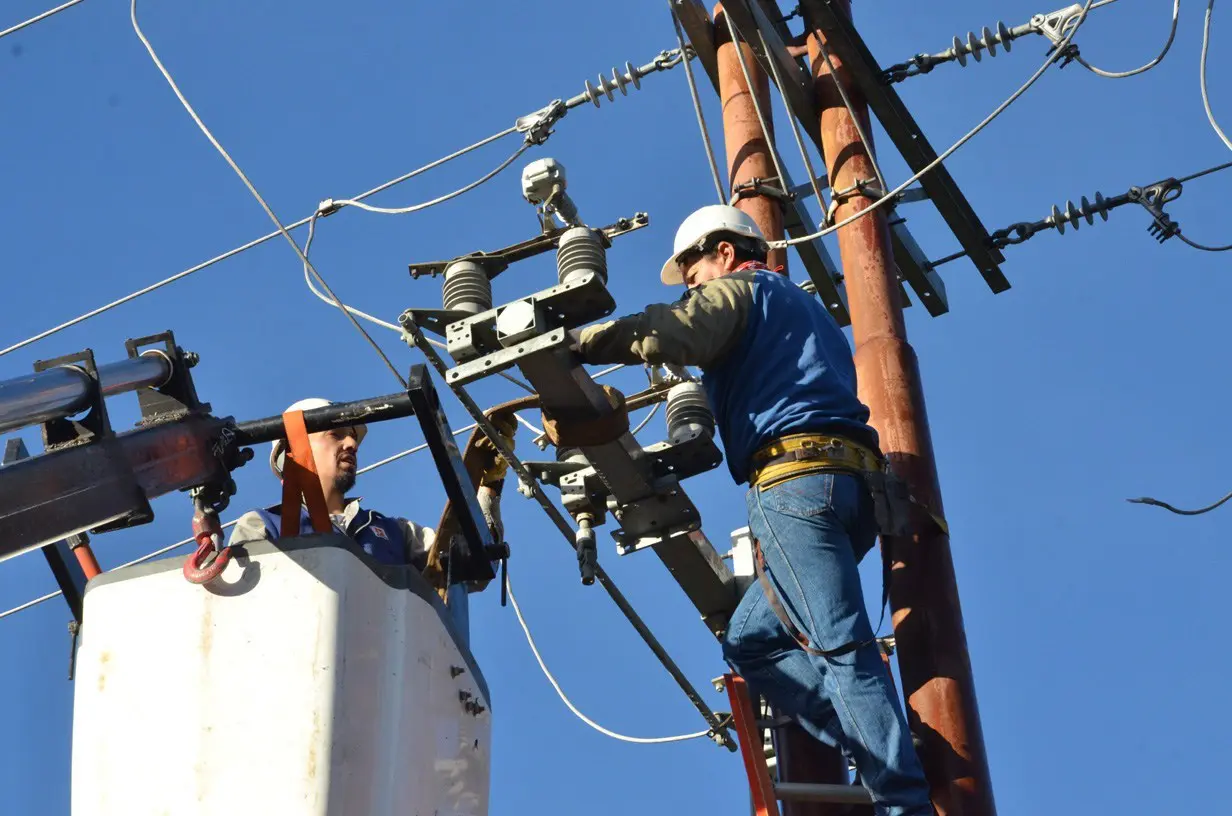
[309,427,360,496]
[678,241,737,289]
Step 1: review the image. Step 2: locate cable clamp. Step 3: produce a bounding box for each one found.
[516,99,568,146]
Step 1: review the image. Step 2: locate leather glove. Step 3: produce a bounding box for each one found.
[476,412,517,486]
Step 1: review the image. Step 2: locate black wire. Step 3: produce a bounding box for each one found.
[1127,490,1232,515]
[1178,160,1232,185]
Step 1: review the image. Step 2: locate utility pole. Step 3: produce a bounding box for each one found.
[714,3,787,272]
[805,2,996,814]
[713,5,851,815]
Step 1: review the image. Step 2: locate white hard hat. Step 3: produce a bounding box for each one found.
[660,204,768,285]
[269,397,367,479]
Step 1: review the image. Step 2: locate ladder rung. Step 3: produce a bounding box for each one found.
[775,782,873,805]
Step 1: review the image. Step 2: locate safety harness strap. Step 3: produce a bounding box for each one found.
[279,409,332,539]
[752,535,889,660]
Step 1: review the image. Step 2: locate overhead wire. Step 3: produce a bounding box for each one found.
[813,38,887,198]
[0,0,85,40]
[1128,489,1232,516]
[758,30,832,224]
[768,0,1096,250]
[506,573,722,744]
[720,11,792,204]
[0,125,520,360]
[668,0,727,204]
[1075,0,1179,79]
[1202,0,1231,152]
[327,143,532,216]
[131,0,408,387]
[299,212,536,394]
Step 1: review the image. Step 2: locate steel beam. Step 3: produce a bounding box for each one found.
[799,0,1009,292]
[3,439,90,622]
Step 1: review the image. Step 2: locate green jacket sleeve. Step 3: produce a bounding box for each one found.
[575,270,756,367]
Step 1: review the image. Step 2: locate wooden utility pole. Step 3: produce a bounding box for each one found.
[806,2,996,813]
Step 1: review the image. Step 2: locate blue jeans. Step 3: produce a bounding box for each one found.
[721,471,934,816]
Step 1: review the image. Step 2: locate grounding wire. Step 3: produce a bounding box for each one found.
[133,0,407,387]
[668,0,727,204]
[769,0,1095,250]
[1202,0,1232,152]
[0,0,85,40]
[1076,0,1179,79]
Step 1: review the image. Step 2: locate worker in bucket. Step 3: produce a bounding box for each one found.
[570,205,934,816]
[226,397,514,635]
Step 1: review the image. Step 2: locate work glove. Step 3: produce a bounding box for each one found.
[475,412,517,486]
[477,484,504,544]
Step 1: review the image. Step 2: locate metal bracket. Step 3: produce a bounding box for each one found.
[1131,179,1183,243]
[32,349,111,452]
[515,99,568,146]
[404,364,496,585]
[406,271,613,362]
[408,212,648,280]
[124,330,209,425]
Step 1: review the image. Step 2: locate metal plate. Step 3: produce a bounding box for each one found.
[446,328,568,387]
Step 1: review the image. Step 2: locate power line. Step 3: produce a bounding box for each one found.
[668,0,726,205]
[721,11,792,204]
[298,212,537,395]
[506,572,721,745]
[769,0,1096,250]
[130,0,408,388]
[0,0,84,41]
[1178,159,1232,184]
[1076,0,1179,79]
[1202,0,1231,152]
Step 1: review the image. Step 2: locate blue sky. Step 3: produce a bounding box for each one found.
[0,1,1228,813]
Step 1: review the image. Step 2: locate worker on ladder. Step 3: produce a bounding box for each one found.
[572,205,934,816]
[225,397,513,638]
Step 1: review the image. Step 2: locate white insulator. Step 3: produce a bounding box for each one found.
[442,260,492,315]
[665,383,714,444]
[556,227,607,287]
[584,61,642,107]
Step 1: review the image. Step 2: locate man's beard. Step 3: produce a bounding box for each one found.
[334,470,356,495]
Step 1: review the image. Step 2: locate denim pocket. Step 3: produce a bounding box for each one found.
[762,472,836,517]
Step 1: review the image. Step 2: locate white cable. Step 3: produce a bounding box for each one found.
[1203,0,1232,152]
[0,0,84,40]
[131,0,408,387]
[513,413,546,436]
[333,144,530,216]
[1076,0,1179,79]
[769,0,1095,250]
[630,401,661,436]
[506,571,717,744]
[668,0,727,204]
[299,213,537,395]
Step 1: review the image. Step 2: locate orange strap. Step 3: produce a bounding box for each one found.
[279,409,332,539]
[724,673,781,816]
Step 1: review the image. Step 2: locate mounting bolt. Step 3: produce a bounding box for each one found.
[184,351,200,368]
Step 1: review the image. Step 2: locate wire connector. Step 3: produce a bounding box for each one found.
[516,99,568,146]
[1129,179,1183,244]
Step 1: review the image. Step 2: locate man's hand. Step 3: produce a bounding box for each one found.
[476,412,517,486]
[477,485,504,544]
